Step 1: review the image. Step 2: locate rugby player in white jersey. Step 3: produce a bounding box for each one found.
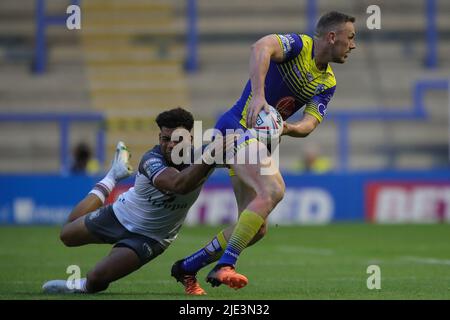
[42,108,232,295]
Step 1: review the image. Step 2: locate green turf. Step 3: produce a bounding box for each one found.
[1,224,450,299]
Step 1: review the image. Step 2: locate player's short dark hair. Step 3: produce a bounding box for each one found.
[315,11,355,37]
[155,107,194,131]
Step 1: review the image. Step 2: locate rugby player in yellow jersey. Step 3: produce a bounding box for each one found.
[171,11,356,293]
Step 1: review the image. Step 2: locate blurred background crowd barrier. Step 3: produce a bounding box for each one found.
[0,0,449,224]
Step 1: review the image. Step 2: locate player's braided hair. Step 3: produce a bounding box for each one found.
[155,107,194,131]
[315,11,355,38]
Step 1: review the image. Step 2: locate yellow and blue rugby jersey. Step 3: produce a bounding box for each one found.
[230,34,336,127]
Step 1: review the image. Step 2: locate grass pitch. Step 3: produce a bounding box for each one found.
[1,224,449,300]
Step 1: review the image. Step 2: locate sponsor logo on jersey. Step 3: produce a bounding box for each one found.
[317,103,327,117]
[315,84,325,94]
[292,64,302,79]
[148,158,161,164]
[150,162,164,172]
[279,34,293,55]
[148,195,189,211]
[144,157,165,174]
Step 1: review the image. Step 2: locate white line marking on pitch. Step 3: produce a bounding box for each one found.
[277,246,335,256]
[400,256,450,266]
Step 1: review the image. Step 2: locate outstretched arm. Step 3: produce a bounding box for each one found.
[283,84,336,137]
[282,113,319,138]
[153,134,238,194]
[154,164,213,195]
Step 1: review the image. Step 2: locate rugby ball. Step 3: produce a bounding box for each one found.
[251,105,284,140]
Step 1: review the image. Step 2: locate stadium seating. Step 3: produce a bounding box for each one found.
[0,0,448,172]
[0,0,94,172]
[80,0,190,168]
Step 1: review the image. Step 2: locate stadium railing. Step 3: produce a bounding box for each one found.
[184,0,316,73]
[330,78,449,171]
[184,0,439,73]
[34,0,439,73]
[185,0,198,72]
[33,0,80,74]
[0,112,105,175]
[425,0,438,68]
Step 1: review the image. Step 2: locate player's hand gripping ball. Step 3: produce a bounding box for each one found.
[251,105,284,141]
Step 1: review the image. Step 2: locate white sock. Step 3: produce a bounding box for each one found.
[88,175,116,204]
[78,278,88,293]
[105,166,117,182]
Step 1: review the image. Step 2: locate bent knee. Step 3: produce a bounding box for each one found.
[59,227,74,247]
[59,225,81,247]
[271,182,284,204]
[262,181,285,209]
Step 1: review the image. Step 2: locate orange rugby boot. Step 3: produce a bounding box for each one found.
[171,260,206,296]
[206,265,248,289]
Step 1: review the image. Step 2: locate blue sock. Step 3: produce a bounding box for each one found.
[217,247,240,268]
[182,232,227,273]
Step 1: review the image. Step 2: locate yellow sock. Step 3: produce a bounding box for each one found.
[218,210,264,267]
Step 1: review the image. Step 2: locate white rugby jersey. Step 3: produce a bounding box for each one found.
[113,145,203,248]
